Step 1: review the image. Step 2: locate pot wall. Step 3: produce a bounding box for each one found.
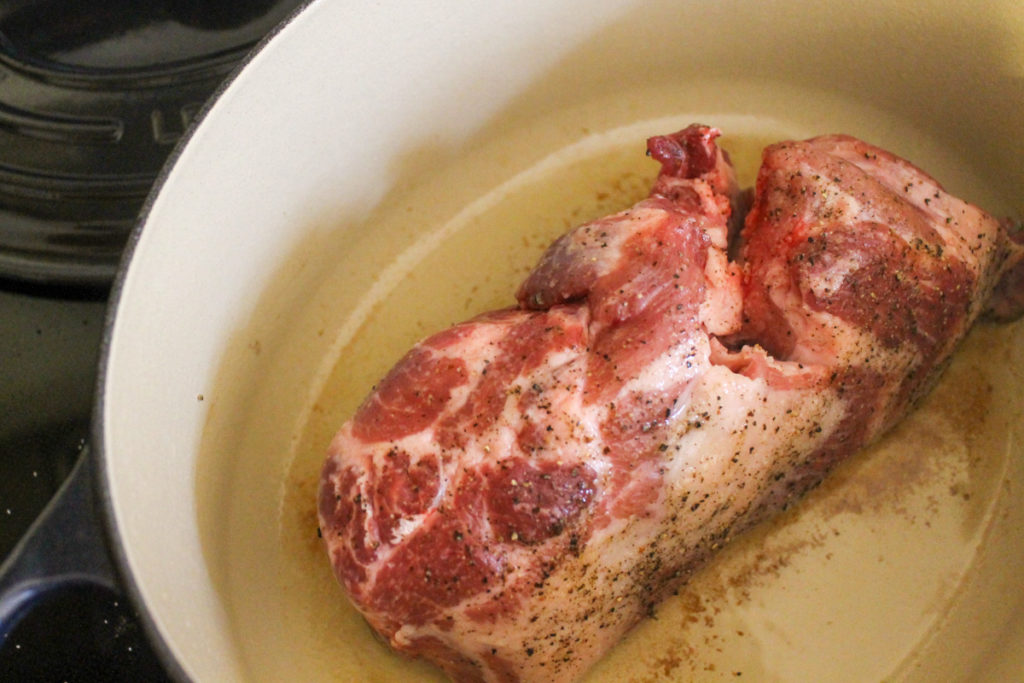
[99,0,1024,680]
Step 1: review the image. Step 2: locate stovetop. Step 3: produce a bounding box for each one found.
[0,1,306,678]
[0,287,163,680]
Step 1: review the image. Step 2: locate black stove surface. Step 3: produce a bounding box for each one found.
[0,286,169,681]
[1,583,170,681]
[0,1,307,679]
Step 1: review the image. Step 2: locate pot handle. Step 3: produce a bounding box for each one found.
[0,448,119,641]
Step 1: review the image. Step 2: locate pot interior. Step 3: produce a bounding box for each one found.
[100,0,1024,680]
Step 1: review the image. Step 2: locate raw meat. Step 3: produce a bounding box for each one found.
[318,125,1024,682]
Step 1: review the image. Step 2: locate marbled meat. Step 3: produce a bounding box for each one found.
[318,124,1024,682]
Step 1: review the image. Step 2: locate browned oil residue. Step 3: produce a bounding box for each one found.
[722,532,830,604]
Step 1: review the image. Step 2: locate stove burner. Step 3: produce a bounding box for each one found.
[0,0,305,288]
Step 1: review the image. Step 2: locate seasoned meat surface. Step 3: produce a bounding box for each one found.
[318,125,1023,682]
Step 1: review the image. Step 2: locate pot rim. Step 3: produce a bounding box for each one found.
[89,3,315,679]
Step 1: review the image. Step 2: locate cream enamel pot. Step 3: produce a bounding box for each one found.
[18,0,1024,680]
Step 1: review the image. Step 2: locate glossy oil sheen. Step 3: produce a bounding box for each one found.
[97,1,1023,681]
[196,87,1023,681]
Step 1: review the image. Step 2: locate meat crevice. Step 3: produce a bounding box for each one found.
[318,124,1024,682]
